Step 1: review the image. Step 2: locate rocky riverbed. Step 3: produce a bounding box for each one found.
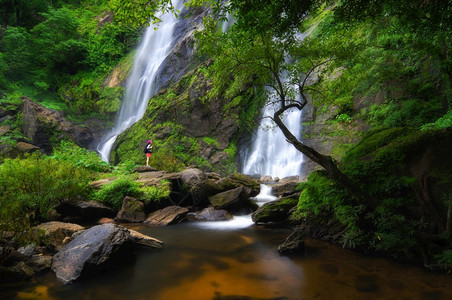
[0,167,306,284]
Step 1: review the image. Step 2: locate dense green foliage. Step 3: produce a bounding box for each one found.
[297,128,452,260]
[51,140,111,172]
[0,153,93,220]
[0,0,140,121]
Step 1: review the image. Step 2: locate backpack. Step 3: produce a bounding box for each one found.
[144,144,152,153]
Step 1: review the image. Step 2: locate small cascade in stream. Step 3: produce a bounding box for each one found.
[194,184,277,230]
[97,0,185,162]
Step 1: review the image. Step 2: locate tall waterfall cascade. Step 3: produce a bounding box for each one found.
[97,0,185,161]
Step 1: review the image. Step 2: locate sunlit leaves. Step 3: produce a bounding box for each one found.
[108,0,174,26]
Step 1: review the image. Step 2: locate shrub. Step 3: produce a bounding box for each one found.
[140,180,171,210]
[0,153,92,220]
[296,170,362,247]
[51,140,111,173]
[92,176,172,211]
[0,209,38,266]
[92,175,142,210]
[112,160,137,175]
[149,147,186,173]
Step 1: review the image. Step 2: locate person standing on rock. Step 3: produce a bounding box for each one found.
[144,140,153,167]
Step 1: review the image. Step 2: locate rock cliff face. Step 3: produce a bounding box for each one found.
[299,102,368,175]
[21,98,95,153]
[110,66,247,175]
[156,6,208,90]
[0,96,99,157]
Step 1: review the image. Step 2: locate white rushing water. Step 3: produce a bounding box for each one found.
[242,101,305,179]
[97,0,185,161]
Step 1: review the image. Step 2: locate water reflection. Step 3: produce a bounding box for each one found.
[3,222,452,300]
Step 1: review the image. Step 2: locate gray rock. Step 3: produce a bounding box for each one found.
[195,206,232,221]
[179,168,206,186]
[128,229,164,248]
[268,179,303,198]
[57,200,115,222]
[27,255,52,272]
[51,224,131,284]
[18,244,35,257]
[144,206,189,226]
[259,175,274,183]
[134,165,158,173]
[10,261,35,280]
[216,173,261,197]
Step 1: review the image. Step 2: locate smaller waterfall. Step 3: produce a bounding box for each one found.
[242,101,305,179]
[241,29,316,180]
[252,184,277,206]
[97,0,185,162]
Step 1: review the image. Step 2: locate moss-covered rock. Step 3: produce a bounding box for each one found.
[252,197,299,223]
[215,173,261,196]
[115,196,146,223]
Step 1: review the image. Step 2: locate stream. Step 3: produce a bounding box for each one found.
[2,217,452,300]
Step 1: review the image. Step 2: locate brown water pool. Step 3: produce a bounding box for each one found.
[2,218,452,300]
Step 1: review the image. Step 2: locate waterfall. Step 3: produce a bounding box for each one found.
[97,0,185,162]
[242,100,305,179]
[241,30,315,179]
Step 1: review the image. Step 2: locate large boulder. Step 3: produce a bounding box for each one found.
[208,187,257,213]
[179,168,207,187]
[144,206,189,226]
[268,177,303,198]
[35,221,85,252]
[115,196,146,223]
[252,197,299,224]
[51,223,130,284]
[51,224,162,284]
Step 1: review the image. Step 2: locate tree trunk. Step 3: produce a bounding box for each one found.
[273,110,364,202]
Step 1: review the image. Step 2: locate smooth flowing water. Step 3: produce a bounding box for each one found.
[242,103,305,178]
[97,0,185,162]
[4,221,452,300]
